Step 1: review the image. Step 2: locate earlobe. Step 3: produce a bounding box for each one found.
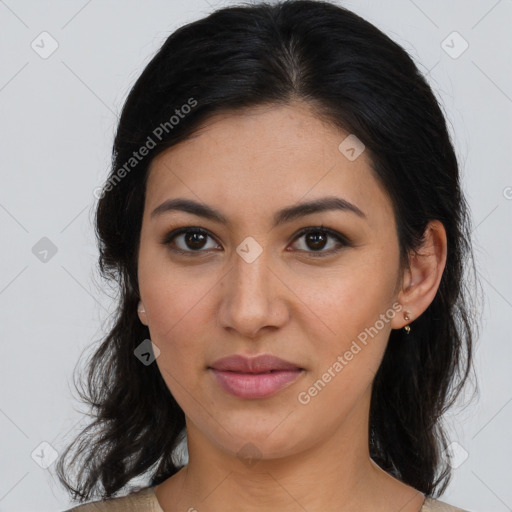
[393,220,447,330]
[137,300,148,325]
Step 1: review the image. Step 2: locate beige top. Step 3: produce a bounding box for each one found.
[64,486,470,511]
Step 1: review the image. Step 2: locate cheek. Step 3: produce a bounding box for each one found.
[300,253,396,330]
[298,252,397,373]
[138,246,217,339]
[137,263,216,393]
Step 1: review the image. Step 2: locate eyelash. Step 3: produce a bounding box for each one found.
[160,225,351,258]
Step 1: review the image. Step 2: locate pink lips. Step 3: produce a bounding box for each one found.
[209,354,304,399]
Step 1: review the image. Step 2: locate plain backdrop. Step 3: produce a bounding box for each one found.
[1,1,511,511]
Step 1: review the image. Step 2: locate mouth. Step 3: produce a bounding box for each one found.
[208,354,304,399]
[209,353,303,373]
[209,368,304,399]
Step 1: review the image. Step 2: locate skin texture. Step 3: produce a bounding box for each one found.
[137,102,447,512]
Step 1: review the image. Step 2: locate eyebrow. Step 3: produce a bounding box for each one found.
[151,196,367,227]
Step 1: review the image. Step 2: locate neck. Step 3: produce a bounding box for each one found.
[155,389,424,512]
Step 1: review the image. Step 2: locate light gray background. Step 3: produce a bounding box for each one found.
[1,1,511,511]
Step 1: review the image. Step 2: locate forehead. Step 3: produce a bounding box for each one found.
[145,103,395,232]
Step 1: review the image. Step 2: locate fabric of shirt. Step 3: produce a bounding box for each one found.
[63,486,470,512]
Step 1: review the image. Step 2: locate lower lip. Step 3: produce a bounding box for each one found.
[210,369,303,399]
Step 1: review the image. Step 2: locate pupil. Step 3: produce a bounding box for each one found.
[307,232,326,250]
[186,232,206,249]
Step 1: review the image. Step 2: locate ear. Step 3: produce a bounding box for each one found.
[137,300,148,326]
[391,220,448,330]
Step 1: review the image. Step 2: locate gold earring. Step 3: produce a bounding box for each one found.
[403,312,411,334]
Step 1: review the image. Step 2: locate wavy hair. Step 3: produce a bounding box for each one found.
[56,0,481,502]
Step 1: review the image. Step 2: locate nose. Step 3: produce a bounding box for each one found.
[217,247,290,339]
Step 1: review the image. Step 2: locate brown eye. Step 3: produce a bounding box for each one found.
[290,226,350,257]
[304,231,328,251]
[183,231,208,250]
[162,227,220,254]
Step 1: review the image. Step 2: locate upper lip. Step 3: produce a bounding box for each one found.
[209,354,303,373]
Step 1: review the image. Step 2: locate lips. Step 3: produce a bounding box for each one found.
[209,354,302,373]
[208,354,304,399]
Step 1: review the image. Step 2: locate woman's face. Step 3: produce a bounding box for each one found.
[137,102,406,462]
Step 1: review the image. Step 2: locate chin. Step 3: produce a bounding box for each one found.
[210,422,310,464]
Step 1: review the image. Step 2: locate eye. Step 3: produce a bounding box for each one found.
[161,227,221,255]
[289,226,350,257]
[161,225,351,257]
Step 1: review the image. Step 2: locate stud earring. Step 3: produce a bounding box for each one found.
[403,312,411,334]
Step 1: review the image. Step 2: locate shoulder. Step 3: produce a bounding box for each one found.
[63,486,163,512]
[422,497,470,512]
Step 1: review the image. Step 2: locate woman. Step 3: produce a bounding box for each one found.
[59,1,480,511]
